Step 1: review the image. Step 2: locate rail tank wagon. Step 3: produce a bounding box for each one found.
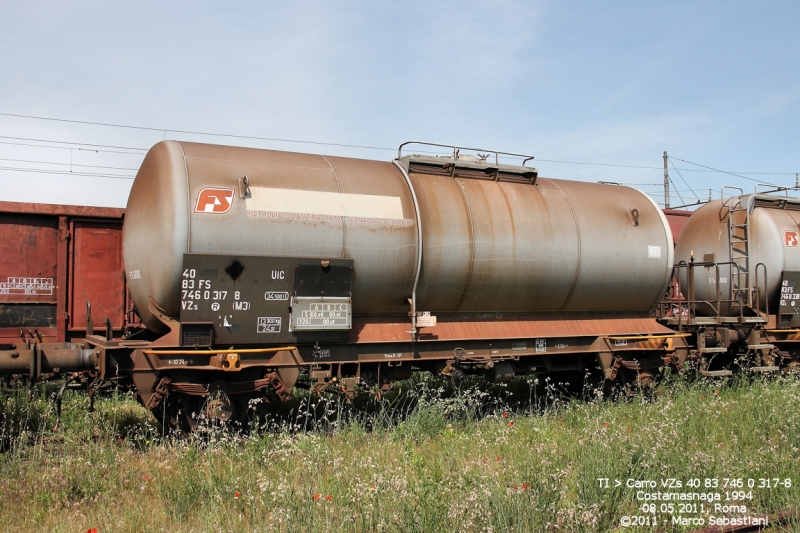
[674,194,800,317]
[1,141,688,429]
[664,191,800,375]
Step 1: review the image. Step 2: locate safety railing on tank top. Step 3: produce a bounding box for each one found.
[659,261,768,329]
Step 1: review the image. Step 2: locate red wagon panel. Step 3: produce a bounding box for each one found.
[0,202,126,344]
[69,220,127,331]
[0,214,58,305]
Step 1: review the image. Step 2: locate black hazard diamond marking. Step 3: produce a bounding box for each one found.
[225,259,245,281]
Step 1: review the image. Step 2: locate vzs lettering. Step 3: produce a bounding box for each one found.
[195,188,235,214]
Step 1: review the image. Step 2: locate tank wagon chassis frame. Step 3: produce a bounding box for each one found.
[660,264,800,375]
[0,304,690,430]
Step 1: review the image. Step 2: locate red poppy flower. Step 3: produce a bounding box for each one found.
[522,483,530,490]
[502,413,508,418]
[313,493,321,500]
[87,529,98,533]
[142,476,149,482]
[325,495,333,501]
[508,421,514,427]
[496,456,501,462]
[234,491,240,499]
[603,422,609,427]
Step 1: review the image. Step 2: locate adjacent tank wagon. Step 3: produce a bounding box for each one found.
[674,194,800,317]
[663,190,800,375]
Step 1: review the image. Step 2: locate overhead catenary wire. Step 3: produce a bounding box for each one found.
[0,157,138,171]
[668,158,701,202]
[0,111,393,152]
[1,111,798,177]
[0,166,134,180]
[535,158,663,170]
[1,112,799,191]
[667,176,687,207]
[669,156,782,186]
[640,188,711,195]
[0,139,145,155]
[0,134,147,152]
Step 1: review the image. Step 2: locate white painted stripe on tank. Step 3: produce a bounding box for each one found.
[246,187,404,219]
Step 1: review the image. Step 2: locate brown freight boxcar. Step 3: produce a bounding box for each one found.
[662,208,692,244]
[0,201,131,345]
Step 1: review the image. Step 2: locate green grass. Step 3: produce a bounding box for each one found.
[0,374,798,532]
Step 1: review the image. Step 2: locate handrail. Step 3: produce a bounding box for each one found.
[392,159,424,337]
[754,183,792,196]
[754,262,768,316]
[660,260,762,324]
[720,186,744,207]
[397,141,535,167]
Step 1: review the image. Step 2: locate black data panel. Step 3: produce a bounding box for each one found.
[779,271,800,327]
[179,254,353,346]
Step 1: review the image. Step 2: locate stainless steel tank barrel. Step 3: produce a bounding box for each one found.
[123,141,674,333]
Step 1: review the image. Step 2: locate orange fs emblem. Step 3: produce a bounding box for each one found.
[195,188,235,214]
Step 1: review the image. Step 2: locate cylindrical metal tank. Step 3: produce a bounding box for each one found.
[409,170,673,313]
[674,195,800,315]
[124,141,418,332]
[124,141,674,333]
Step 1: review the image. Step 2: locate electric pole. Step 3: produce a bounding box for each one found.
[663,151,670,209]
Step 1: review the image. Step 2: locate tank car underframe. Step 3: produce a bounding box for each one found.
[762,330,800,371]
[0,287,691,435]
[0,324,689,427]
[64,321,688,423]
[656,315,790,376]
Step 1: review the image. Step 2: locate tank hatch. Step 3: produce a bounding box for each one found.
[399,155,538,185]
[752,195,800,211]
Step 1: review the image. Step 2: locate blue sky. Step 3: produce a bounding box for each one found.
[1,1,798,208]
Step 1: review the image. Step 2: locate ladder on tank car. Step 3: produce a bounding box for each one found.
[725,192,754,311]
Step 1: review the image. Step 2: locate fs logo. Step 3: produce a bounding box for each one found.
[785,230,799,247]
[194,188,235,214]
